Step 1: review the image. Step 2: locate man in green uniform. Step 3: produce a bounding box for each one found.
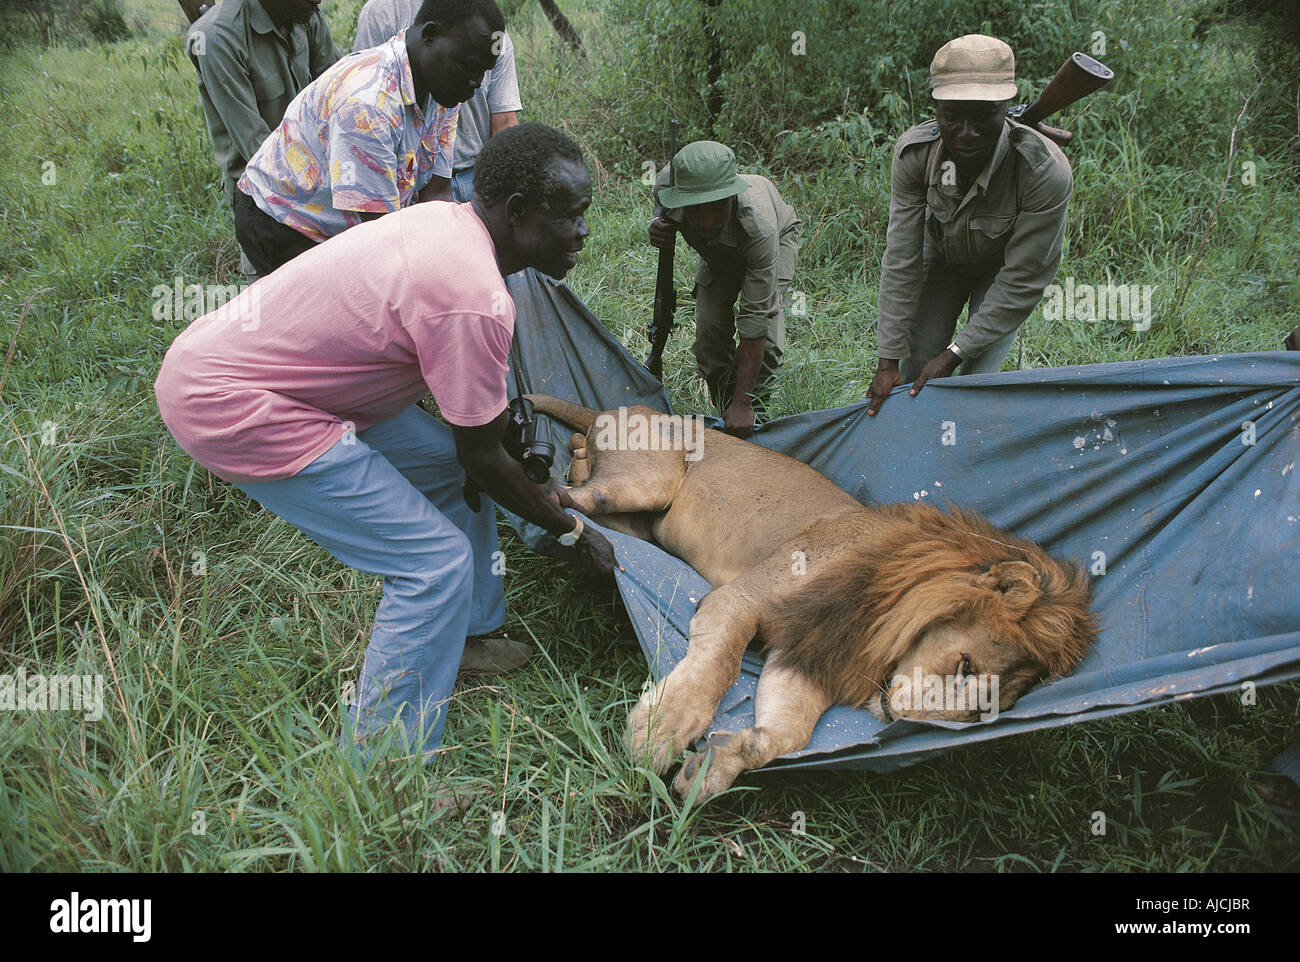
[649,142,800,437]
[866,34,1074,415]
[186,0,341,281]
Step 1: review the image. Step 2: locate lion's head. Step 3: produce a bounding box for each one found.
[768,503,1097,724]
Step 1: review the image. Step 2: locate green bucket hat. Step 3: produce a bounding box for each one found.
[658,141,750,209]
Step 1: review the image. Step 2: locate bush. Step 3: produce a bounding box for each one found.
[605,0,1093,154]
[0,0,131,48]
[85,0,131,44]
[599,0,1300,177]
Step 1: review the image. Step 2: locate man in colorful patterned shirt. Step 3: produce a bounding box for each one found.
[185,0,341,281]
[353,0,522,202]
[235,0,504,276]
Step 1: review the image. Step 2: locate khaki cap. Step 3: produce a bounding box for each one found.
[930,34,1018,102]
[658,141,750,208]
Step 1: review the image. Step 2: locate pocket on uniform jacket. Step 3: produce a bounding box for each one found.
[251,71,286,105]
[968,213,1015,258]
[923,203,952,256]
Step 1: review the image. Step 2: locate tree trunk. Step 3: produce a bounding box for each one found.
[701,0,723,133]
[536,0,585,58]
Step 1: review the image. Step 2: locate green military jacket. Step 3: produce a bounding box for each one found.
[187,0,340,208]
[654,169,800,340]
[876,117,1073,360]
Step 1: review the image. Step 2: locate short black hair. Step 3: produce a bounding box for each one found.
[474,123,587,208]
[412,0,505,34]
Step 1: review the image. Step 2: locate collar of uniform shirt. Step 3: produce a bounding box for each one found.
[929,118,1012,202]
[248,0,293,42]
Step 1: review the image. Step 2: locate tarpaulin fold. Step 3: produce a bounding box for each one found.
[504,268,1300,773]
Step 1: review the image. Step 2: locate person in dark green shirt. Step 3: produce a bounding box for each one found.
[186,0,340,281]
[867,35,1073,416]
[649,142,800,438]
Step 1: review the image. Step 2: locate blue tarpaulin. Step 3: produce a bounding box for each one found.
[504,269,1300,773]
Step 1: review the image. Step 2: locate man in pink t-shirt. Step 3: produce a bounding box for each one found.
[156,123,614,761]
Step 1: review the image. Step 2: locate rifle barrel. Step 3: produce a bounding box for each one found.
[647,121,681,377]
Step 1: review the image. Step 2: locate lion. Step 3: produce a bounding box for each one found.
[527,395,1097,804]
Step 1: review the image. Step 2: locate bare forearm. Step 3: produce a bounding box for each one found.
[732,336,766,404]
[460,445,575,537]
[489,111,518,136]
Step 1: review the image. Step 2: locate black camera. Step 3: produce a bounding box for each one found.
[502,397,555,484]
[463,397,556,511]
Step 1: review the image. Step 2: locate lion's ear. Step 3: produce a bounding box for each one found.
[973,560,1041,614]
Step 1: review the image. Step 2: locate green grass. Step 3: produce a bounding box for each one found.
[1,0,1297,871]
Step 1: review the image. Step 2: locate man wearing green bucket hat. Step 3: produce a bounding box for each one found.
[866,34,1074,416]
[650,141,800,437]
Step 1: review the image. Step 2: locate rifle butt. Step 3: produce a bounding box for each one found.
[1018,52,1114,129]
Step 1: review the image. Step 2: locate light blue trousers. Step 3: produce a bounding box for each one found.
[235,404,505,763]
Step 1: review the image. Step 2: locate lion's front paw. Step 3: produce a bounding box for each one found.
[674,733,746,804]
[625,677,716,773]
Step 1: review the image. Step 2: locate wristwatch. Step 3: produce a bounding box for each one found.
[558,514,584,547]
[946,341,963,359]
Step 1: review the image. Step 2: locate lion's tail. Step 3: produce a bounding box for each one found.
[524,394,600,433]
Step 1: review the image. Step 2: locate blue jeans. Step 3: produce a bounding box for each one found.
[451,166,475,203]
[235,404,505,763]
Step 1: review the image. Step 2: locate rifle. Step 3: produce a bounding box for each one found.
[177,0,211,24]
[1007,52,1114,147]
[646,121,679,381]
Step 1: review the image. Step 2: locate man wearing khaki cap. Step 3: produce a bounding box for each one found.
[649,142,801,437]
[866,34,1073,415]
